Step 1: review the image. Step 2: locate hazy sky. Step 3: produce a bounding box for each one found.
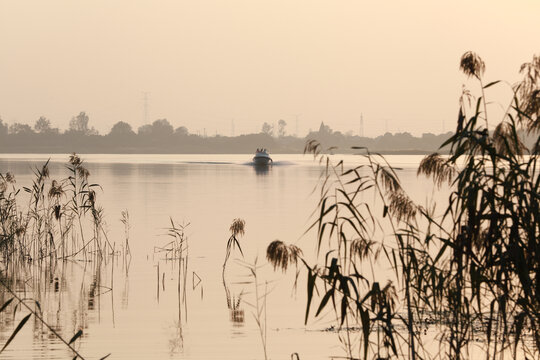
[0,1,538,137]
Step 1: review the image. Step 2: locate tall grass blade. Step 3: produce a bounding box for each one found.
[0,298,14,313]
[0,313,32,353]
[68,330,83,345]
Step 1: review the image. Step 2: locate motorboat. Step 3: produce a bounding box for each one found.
[253,148,273,165]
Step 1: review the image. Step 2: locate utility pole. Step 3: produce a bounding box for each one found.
[360,113,364,137]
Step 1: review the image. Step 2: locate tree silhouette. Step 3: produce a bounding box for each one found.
[151,119,174,137]
[137,124,152,135]
[109,121,135,136]
[278,119,287,137]
[175,126,189,136]
[0,117,7,137]
[9,123,34,135]
[69,112,89,133]
[68,112,97,135]
[261,122,273,136]
[34,116,54,133]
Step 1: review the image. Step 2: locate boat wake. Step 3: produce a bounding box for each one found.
[178,160,296,166]
[179,161,236,165]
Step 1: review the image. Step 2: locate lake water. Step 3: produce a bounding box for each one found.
[0,154,444,359]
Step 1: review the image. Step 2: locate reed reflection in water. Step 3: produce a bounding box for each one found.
[0,154,439,359]
[0,256,126,359]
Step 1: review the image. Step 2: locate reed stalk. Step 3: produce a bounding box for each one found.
[267,52,540,360]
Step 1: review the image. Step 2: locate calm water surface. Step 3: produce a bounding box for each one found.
[0,154,443,359]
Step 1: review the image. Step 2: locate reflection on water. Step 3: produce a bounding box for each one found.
[168,320,184,356]
[0,154,442,359]
[223,262,246,327]
[0,256,126,359]
[224,279,246,326]
[252,163,271,175]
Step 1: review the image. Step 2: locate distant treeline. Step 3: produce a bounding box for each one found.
[0,112,534,154]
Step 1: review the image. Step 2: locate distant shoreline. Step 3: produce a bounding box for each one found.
[0,122,456,155]
[1,126,536,156]
[0,149,441,155]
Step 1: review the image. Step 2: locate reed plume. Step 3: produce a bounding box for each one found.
[417,153,456,186]
[492,121,525,156]
[519,54,540,132]
[460,51,485,79]
[378,166,401,194]
[229,218,245,237]
[266,240,302,272]
[48,180,64,198]
[350,238,375,261]
[223,218,246,272]
[4,172,15,184]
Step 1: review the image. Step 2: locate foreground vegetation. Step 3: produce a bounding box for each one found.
[0,154,124,359]
[0,154,117,262]
[267,52,540,359]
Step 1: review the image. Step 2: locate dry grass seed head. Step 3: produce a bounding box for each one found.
[519,54,540,81]
[48,180,64,198]
[267,240,290,271]
[459,86,473,108]
[378,166,401,194]
[230,218,245,237]
[460,51,485,79]
[288,244,303,266]
[69,153,81,166]
[493,121,525,156]
[388,191,417,222]
[41,164,50,178]
[78,166,90,180]
[5,172,15,184]
[382,281,397,311]
[304,139,321,158]
[351,238,375,261]
[121,210,130,226]
[519,55,540,131]
[418,153,456,186]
